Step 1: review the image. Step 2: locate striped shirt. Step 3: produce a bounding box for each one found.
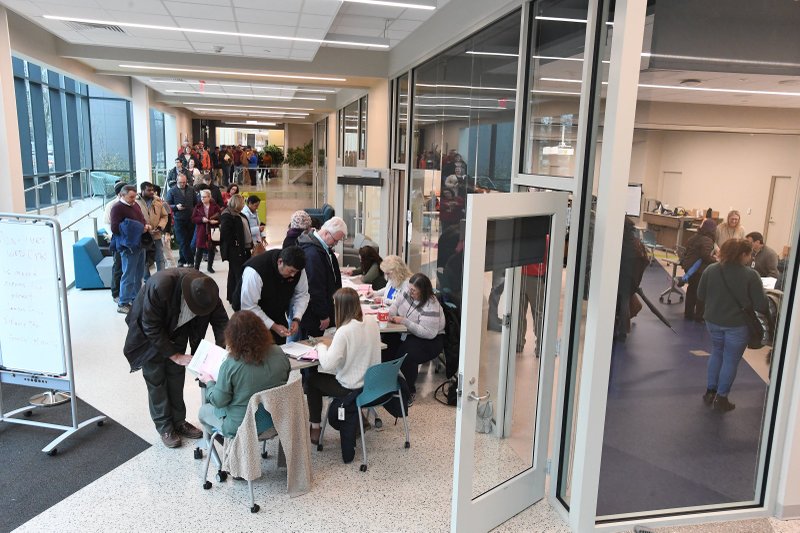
[388,291,446,339]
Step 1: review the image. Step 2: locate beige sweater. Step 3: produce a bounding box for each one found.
[222,378,312,497]
[715,224,745,247]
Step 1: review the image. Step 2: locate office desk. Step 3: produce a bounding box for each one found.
[643,213,695,249]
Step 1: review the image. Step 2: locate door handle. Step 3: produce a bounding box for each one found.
[467,390,490,402]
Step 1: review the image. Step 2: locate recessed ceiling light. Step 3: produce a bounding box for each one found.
[416,83,516,92]
[43,15,389,48]
[339,0,436,10]
[223,121,277,126]
[121,64,345,82]
[165,90,326,101]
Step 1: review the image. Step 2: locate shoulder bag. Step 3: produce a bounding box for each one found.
[719,268,764,349]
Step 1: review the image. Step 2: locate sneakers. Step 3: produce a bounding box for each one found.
[407,392,416,407]
[117,304,131,314]
[161,431,181,448]
[713,395,736,413]
[674,276,686,288]
[175,421,203,439]
[309,425,321,445]
[702,389,716,405]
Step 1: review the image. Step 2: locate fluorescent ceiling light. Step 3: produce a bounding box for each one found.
[339,0,435,10]
[540,77,582,84]
[44,15,389,48]
[191,108,308,115]
[224,121,277,126]
[182,102,314,111]
[416,83,515,92]
[531,55,584,62]
[150,80,336,93]
[465,50,519,58]
[415,95,514,103]
[534,15,614,25]
[120,64,345,82]
[414,103,507,110]
[638,83,800,97]
[165,90,326,101]
[530,89,581,96]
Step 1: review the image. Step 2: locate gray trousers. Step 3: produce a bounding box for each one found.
[198,403,225,435]
[518,275,546,355]
[142,357,188,434]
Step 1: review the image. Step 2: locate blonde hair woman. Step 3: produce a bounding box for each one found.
[371,255,413,303]
[306,288,381,445]
[715,210,745,247]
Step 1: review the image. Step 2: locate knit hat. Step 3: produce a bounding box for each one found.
[699,218,717,235]
[114,181,127,196]
[290,210,312,230]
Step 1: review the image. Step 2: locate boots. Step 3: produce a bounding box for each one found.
[713,395,736,413]
[702,389,716,405]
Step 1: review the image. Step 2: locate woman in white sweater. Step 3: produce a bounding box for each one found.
[383,273,446,404]
[307,287,381,445]
[370,255,412,304]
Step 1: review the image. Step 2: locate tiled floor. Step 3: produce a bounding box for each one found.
[15,183,799,532]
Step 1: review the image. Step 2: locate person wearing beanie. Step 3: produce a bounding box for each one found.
[680,218,717,322]
[282,210,312,248]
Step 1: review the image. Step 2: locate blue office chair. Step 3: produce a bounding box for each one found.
[355,356,411,472]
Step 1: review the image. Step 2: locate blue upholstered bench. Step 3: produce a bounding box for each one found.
[74,237,114,289]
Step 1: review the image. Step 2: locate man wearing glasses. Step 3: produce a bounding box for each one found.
[297,216,348,338]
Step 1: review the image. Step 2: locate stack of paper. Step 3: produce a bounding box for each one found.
[187,340,228,381]
[281,342,319,360]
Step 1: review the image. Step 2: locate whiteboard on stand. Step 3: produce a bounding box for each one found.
[0,217,67,375]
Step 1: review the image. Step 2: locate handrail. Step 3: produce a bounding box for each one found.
[22,168,89,193]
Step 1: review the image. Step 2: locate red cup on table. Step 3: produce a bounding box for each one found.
[377,308,389,329]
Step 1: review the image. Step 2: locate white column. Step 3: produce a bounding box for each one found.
[568,0,647,530]
[0,7,25,213]
[130,79,151,185]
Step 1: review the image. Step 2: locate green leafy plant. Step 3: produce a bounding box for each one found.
[261,144,284,166]
[286,140,313,167]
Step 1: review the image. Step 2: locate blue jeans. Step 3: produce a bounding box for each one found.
[706,321,749,396]
[174,217,194,265]
[120,247,145,306]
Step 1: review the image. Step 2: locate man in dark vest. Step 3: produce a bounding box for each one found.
[237,246,309,345]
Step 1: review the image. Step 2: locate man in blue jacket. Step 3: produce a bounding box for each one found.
[297,217,347,337]
[165,174,197,267]
[110,185,150,314]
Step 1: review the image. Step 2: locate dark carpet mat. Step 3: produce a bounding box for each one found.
[597,262,768,516]
[0,384,150,532]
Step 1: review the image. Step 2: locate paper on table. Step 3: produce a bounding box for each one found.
[187,340,228,381]
[281,342,319,360]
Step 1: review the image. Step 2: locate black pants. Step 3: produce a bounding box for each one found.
[225,249,251,303]
[194,246,215,270]
[307,370,353,423]
[111,250,122,298]
[685,274,704,320]
[141,357,187,434]
[174,218,194,265]
[382,333,445,393]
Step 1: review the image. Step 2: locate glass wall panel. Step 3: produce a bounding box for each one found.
[149,109,166,175]
[359,95,368,161]
[408,9,521,298]
[313,118,327,207]
[395,74,409,164]
[343,101,359,166]
[597,1,799,520]
[90,98,133,179]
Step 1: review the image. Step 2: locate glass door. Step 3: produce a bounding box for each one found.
[451,190,568,532]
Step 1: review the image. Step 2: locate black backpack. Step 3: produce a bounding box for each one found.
[437,293,461,379]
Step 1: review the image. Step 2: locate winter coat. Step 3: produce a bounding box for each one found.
[297,231,342,335]
[219,209,249,262]
[191,201,221,250]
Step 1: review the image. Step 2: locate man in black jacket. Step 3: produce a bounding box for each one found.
[123,269,228,448]
[297,216,347,337]
[165,174,197,267]
[167,158,189,188]
[237,246,309,344]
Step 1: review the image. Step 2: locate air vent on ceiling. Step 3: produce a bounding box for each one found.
[63,21,126,34]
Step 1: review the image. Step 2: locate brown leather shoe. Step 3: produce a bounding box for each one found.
[713,395,736,413]
[310,425,321,445]
[161,431,181,448]
[175,421,203,439]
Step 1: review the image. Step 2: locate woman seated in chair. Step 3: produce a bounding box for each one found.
[382,273,446,405]
[349,245,387,291]
[369,255,412,304]
[198,310,291,437]
[307,287,381,445]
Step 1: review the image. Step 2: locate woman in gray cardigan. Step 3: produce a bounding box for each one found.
[697,239,768,413]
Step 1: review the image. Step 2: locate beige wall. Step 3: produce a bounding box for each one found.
[327,112,337,206]
[286,123,313,149]
[629,130,800,249]
[366,79,389,169]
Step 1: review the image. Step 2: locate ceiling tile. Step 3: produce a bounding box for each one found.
[236,7,299,26]
[29,0,102,7]
[32,2,105,18]
[332,14,390,30]
[339,3,404,19]
[101,10,179,25]
[236,22,296,37]
[232,0,302,10]
[300,0,343,16]
[330,25,382,38]
[176,18,240,32]
[110,0,170,15]
[163,1,234,21]
[184,32,243,45]
[298,12,333,29]
[388,18,423,31]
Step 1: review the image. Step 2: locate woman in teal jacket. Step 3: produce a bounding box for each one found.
[198,310,290,436]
